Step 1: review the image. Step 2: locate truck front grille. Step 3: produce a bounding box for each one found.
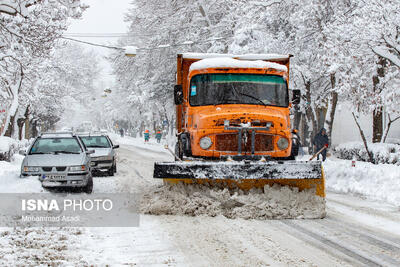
[215,133,274,153]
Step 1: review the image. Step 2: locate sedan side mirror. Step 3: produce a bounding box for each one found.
[19,150,26,156]
[86,149,95,154]
[292,89,301,105]
[113,145,119,149]
[174,85,183,105]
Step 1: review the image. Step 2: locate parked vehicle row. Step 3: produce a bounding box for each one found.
[19,131,119,193]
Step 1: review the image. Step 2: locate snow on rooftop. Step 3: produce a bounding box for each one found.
[189,57,288,72]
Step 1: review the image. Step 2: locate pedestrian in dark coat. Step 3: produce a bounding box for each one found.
[313,128,329,161]
[155,131,162,143]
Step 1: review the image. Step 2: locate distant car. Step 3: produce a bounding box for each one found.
[20,132,93,193]
[78,133,119,176]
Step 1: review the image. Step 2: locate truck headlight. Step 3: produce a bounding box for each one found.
[277,137,289,150]
[69,165,86,171]
[23,166,40,172]
[199,137,212,150]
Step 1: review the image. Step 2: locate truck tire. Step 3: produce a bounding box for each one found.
[175,141,183,160]
[288,136,300,160]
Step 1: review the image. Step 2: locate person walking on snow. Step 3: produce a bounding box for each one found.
[313,128,329,161]
[119,128,124,137]
[156,131,162,143]
[144,129,150,142]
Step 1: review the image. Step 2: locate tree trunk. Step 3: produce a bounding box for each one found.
[324,73,338,142]
[352,112,374,163]
[372,107,383,143]
[372,57,387,142]
[139,121,144,137]
[30,119,39,138]
[4,115,15,137]
[17,118,25,140]
[25,118,30,139]
[304,80,317,152]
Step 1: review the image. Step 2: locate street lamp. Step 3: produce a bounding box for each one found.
[124,46,138,57]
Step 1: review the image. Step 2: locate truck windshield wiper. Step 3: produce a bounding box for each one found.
[239,93,267,106]
[229,84,266,106]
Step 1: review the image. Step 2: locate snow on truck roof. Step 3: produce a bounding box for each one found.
[182,53,290,61]
[189,57,288,72]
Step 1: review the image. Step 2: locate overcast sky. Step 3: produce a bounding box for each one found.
[66,0,132,84]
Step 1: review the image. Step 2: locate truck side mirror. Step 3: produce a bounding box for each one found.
[174,85,183,105]
[292,89,301,105]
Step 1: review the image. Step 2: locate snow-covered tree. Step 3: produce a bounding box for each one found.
[0,0,88,137]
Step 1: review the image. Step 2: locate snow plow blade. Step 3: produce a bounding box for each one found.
[154,161,325,197]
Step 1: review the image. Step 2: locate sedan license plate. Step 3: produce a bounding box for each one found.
[43,175,66,180]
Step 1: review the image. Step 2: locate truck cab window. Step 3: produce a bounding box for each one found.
[189,74,288,107]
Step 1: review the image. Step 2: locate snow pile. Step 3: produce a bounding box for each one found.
[0,137,19,161]
[0,155,43,193]
[0,136,17,153]
[0,228,86,266]
[141,183,326,219]
[323,159,400,206]
[333,141,400,164]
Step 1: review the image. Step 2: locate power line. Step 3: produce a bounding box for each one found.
[63,33,153,38]
[60,37,124,50]
[60,36,229,52]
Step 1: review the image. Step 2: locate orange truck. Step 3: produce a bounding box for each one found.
[154,53,325,198]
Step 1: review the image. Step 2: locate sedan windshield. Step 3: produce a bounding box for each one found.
[30,138,82,154]
[80,136,111,148]
[189,74,288,107]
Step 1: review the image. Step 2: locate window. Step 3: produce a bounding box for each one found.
[80,136,111,148]
[189,74,288,107]
[30,138,82,154]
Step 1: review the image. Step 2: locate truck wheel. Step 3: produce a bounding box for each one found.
[288,137,300,160]
[84,177,93,194]
[175,141,183,160]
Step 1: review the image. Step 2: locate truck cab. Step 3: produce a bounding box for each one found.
[174,53,300,160]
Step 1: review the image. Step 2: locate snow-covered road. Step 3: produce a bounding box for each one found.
[1,141,400,266]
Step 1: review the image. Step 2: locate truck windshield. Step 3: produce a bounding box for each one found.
[189,74,288,107]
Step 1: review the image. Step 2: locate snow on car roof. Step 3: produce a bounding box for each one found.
[189,57,288,72]
[182,53,290,61]
[40,132,74,138]
[77,132,107,137]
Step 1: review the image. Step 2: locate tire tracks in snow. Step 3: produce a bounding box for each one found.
[279,217,400,267]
